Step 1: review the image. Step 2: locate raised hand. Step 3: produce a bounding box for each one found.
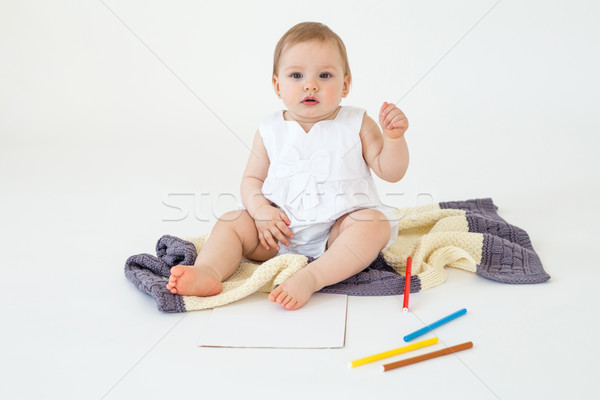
[379,101,409,139]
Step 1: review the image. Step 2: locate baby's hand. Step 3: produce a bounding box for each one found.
[379,101,409,139]
[253,204,294,251]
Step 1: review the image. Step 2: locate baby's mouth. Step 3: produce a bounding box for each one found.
[302,96,319,105]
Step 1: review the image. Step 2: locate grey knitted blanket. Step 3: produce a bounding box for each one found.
[124,198,549,312]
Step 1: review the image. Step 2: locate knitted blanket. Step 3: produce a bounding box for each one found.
[124,198,549,312]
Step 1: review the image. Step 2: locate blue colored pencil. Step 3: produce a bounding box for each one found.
[404,308,467,342]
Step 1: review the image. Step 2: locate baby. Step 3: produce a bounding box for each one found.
[166,22,409,310]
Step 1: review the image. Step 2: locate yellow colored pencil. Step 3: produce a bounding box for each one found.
[348,337,439,368]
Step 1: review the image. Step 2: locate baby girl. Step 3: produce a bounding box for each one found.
[167,22,409,310]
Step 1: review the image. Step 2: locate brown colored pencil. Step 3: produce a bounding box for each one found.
[382,341,473,372]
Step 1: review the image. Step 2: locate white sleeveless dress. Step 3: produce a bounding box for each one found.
[258,105,399,258]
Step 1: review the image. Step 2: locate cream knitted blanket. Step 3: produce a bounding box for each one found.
[124,198,549,312]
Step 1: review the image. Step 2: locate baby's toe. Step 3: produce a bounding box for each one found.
[284,297,299,309]
[268,286,283,302]
[280,294,295,308]
[275,290,290,305]
[169,265,186,277]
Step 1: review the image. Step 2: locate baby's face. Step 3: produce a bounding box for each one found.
[274,40,350,122]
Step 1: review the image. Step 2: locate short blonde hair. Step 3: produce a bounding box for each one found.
[272,22,351,78]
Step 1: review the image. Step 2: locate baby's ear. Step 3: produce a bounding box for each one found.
[342,74,351,97]
[272,74,280,93]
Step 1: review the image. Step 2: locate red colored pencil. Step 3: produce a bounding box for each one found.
[403,257,412,312]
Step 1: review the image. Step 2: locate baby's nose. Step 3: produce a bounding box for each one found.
[304,80,318,91]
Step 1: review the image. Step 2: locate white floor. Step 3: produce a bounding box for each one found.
[1,1,599,399]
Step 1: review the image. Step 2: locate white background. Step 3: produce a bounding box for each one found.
[1,1,599,399]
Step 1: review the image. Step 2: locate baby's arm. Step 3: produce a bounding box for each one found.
[360,102,409,183]
[241,130,293,251]
[241,130,272,217]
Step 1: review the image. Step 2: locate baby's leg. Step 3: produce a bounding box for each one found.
[167,209,278,296]
[269,209,391,310]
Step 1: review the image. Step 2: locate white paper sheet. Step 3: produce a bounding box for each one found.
[197,292,348,348]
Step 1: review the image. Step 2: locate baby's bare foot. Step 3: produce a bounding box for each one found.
[268,268,319,310]
[166,265,222,297]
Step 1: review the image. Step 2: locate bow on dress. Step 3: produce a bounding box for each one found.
[275,147,330,210]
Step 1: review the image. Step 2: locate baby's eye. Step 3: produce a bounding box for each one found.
[319,72,332,79]
[290,72,303,79]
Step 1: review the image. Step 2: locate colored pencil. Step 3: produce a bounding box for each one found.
[404,308,467,342]
[382,341,473,372]
[403,256,412,312]
[348,337,438,368]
